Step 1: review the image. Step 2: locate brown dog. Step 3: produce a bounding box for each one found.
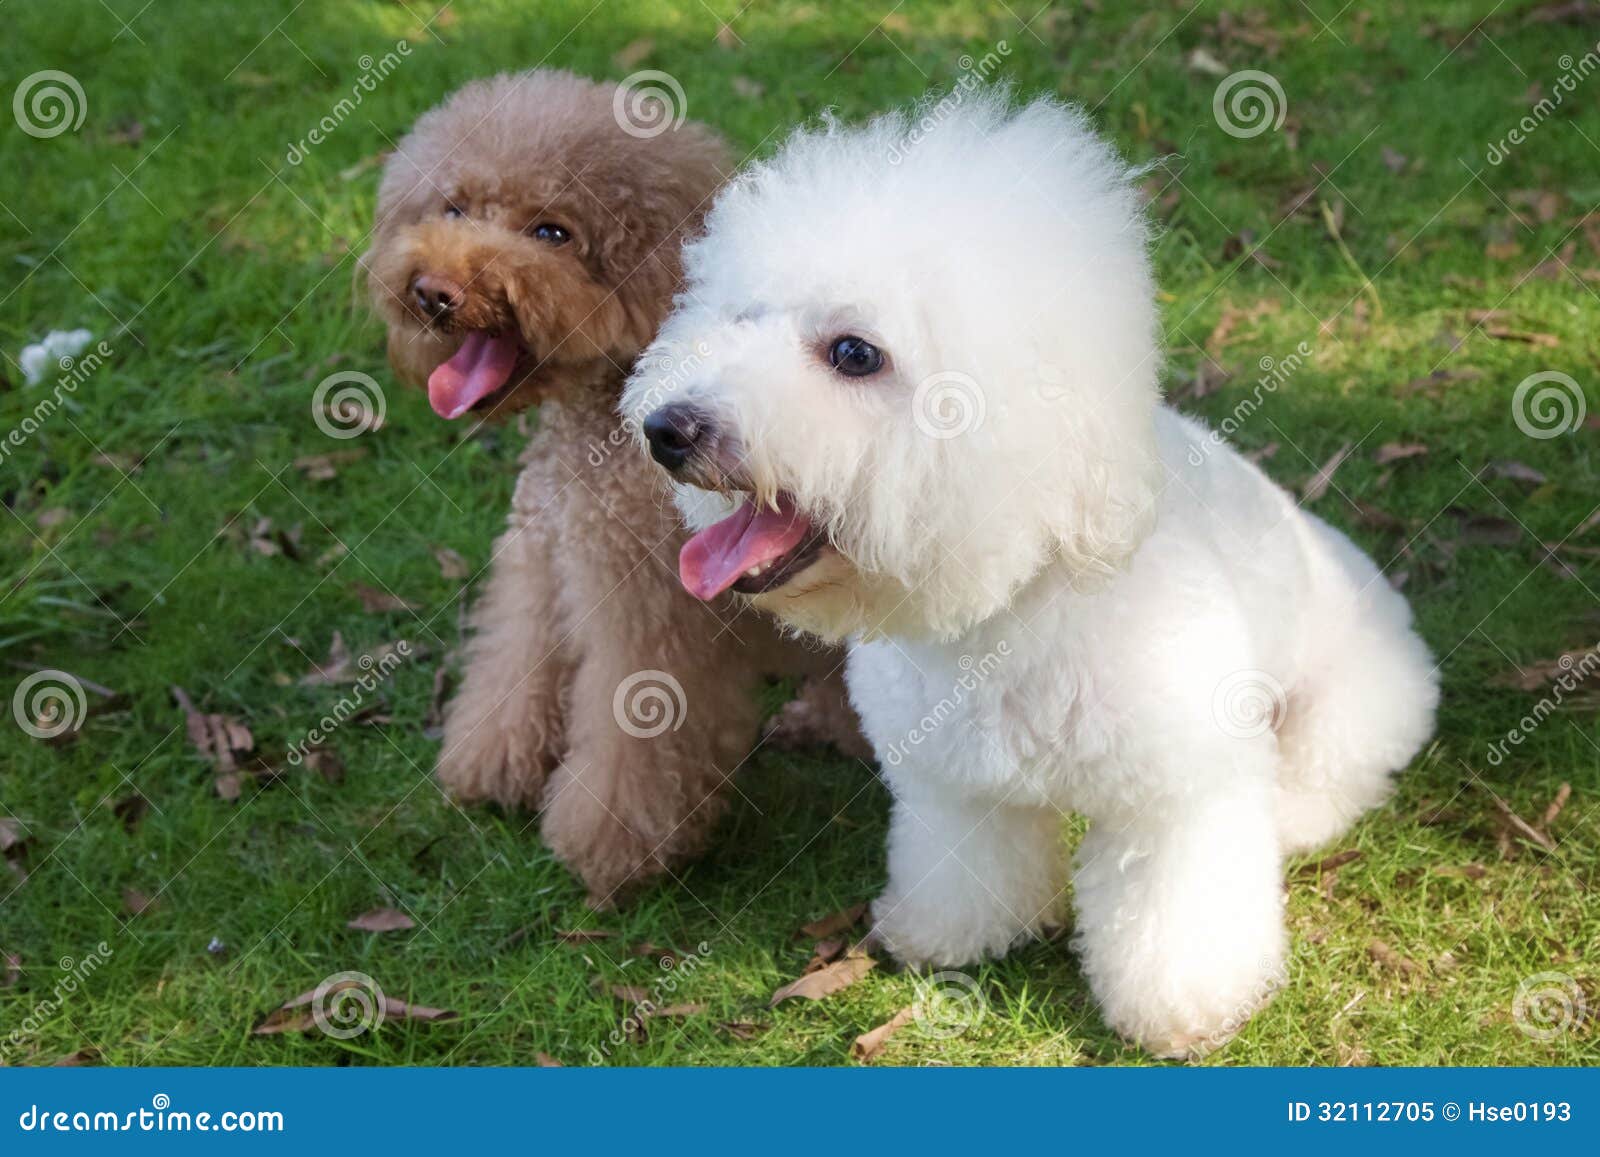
[363,70,864,903]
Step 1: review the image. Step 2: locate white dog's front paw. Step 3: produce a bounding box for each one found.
[1093,964,1283,1059]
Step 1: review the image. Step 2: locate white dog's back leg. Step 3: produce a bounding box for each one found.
[1073,773,1286,1058]
[869,778,1067,969]
[1274,521,1440,854]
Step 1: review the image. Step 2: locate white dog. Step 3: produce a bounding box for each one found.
[622,91,1439,1057]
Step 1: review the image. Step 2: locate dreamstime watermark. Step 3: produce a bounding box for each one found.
[612,70,687,139]
[1210,669,1287,740]
[1511,370,1585,440]
[913,371,986,439]
[613,669,687,739]
[12,669,88,741]
[284,42,412,165]
[17,1095,284,1135]
[1486,42,1600,164]
[286,641,412,765]
[885,42,1012,164]
[590,340,711,466]
[882,642,1011,767]
[1512,971,1586,1042]
[0,942,114,1061]
[1212,70,1287,139]
[312,370,386,439]
[587,941,713,1063]
[309,971,386,1039]
[13,70,86,139]
[1187,341,1314,466]
[912,970,986,1040]
[1486,646,1600,766]
[0,340,113,469]
[1191,955,1288,1058]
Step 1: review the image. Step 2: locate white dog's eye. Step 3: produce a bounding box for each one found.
[828,335,885,378]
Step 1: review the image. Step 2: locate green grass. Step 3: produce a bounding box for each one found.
[2,0,1598,1067]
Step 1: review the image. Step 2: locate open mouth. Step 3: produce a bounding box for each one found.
[426,331,525,419]
[679,492,830,600]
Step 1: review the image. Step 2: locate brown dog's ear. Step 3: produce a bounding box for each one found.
[590,120,730,334]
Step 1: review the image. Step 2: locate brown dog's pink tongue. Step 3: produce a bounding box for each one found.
[679,495,813,601]
[427,332,520,419]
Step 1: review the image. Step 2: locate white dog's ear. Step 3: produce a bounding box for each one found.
[1025,353,1164,587]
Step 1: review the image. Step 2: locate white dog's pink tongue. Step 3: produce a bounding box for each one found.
[679,495,812,601]
[427,332,520,419]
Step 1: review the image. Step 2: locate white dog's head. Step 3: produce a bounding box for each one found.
[622,90,1164,642]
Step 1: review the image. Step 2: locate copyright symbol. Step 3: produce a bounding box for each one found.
[1443,1102,1460,1121]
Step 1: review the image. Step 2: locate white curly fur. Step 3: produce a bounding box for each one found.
[622,90,1440,1057]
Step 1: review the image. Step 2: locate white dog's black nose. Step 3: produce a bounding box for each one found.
[643,404,706,471]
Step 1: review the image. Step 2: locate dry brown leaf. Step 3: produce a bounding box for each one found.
[852,1006,916,1062]
[799,903,868,939]
[0,817,25,853]
[53,1048,100,1066]
[122,887,157,916]
[536,1051,563,1067]
[300,632,352,685]
[719,1020,766,1041]
[1488,460,1546,485]
[607,984,652,1004]
[347,907,415,933]
[2,952,20,987]
[302,747,346,784]
[1542,782,1572,828]
[1373,442,1428,465]
[293,449,367,481]
[1488,792,1557,852]
[1301,442,1354,503]
[1368,939,1420,975]
[255,979,456,1034]
[352,583,419,613]
[1293,849,1363,880]
[1485,325,1559,347]
[612,37,655,69]
[171,686,253,772]
[214,772,242,802]
[771,949,875,1006]
[650,1002,708,1019]
[433,546,469,580]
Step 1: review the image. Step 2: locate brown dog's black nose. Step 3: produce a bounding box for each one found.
[643,404,707,472]
[411,273,462,320]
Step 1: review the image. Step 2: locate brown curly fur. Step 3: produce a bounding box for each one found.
[363,70,867,905]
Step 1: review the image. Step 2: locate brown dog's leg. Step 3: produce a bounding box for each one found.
[765,668,875,764]
[436,458,568,808]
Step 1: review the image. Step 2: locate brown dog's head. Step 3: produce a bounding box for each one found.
[364,69,728,419]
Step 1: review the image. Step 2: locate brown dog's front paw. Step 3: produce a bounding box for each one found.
[435,708,550,809]
[538,769,674,905]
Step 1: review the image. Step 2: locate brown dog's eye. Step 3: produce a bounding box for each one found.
[530,223,570,245]
[444,204,466,220]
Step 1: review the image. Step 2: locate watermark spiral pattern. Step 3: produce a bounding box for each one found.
[13,669,88,740]
[612,70,687,138]
[613,670,688,739]
[311,971,386,1039]
[1212,70,1287,139]
[312,370,386,439]
[14,71,87,139]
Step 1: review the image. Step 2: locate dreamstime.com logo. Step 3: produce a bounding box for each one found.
[613,669,687,739]
[1211,669,1287,740]
[17,1094,284,1135]
[1213,70,1287,139]
[613,70,686,138]
[13,70,87,138]
[312,370,386,438]
[1512,971,1587,1042]
[1512,371,1585,440]
[12,669,88,740]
